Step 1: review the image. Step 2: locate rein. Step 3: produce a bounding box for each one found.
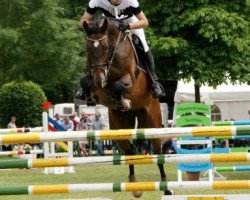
[87,30,129,76]
[87,35,108,42]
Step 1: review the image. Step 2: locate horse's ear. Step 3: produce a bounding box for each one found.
[100,18,108,34]
[83,21,90,35]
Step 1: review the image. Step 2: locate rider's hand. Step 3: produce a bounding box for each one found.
[118,22,130,32]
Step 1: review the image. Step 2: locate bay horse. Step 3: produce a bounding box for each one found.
[82,17,171,197]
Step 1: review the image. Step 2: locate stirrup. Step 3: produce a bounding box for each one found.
[152,82,166,98]
[74,88,85,100]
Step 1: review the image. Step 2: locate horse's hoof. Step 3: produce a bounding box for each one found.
[86,97,96,106]
[128,175,143,198]
[87,102,96,106]
[122,99,132,111]
[132,191,143,198]
[164,190,174,195]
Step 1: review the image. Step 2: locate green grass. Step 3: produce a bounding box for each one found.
[0,160,250,200]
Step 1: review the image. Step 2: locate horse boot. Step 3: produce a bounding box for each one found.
[144,50,166,98]
[74,87,85,100]
[74,74,91,101]
[74,74,96,106]
[81,74,96,106]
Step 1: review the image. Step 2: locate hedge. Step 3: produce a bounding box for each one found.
[0,81,47,128]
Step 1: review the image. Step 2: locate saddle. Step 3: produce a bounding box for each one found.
[131,34,148,71]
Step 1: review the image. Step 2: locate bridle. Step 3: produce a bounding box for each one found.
[87,29,129,77]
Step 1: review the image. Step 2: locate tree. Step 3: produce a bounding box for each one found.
[141,0,250,102]
[0,28,20,86]
[0,81,47,127]
[0,0,86,102]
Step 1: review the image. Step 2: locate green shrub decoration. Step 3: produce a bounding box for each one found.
[0,81,47,128]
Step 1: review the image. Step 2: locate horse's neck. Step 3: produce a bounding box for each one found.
[108,25,120,43]
[107,23,137,72]
[108,26,134,56]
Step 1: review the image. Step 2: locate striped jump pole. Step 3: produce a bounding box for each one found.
[213,120,250,126]
[1,180,250,195]
[215,166,250,172]
[215,135,250,140]
[213,147,250,153]
[0,127,43,134]
[1,153,250,169]
[0,149,43,156]
[0,125,250,145]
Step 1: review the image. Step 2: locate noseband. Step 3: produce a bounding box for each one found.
[87,30,129,77]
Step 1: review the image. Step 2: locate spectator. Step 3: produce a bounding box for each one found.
[61,116,74,131]
[162,123,177,154]
[54,113,64,126]
[76,118,90,157]
[80,112,91,123]
[92,111,105,156]
[73,112,80,123]
[162,139,177,154]
[4,116,17,151]
[7,116,16,128]
[220,119,230,148]
[69,115,79,131]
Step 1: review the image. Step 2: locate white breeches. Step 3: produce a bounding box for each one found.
[123,16,149,52]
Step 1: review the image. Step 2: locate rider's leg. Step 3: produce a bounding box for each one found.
[144,50,166,98]
[74,73,92,100]
[80,73,92,92]
[74,59,93,100]
[129,26,166,98]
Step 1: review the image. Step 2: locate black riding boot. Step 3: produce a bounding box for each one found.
[144,50,166,98]
[74,74,92,100]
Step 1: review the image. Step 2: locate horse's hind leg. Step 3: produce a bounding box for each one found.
[108,109,143,198]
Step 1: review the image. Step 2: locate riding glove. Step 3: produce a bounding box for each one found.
[118,22,130,32]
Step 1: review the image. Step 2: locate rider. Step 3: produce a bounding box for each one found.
[76,0,166,99]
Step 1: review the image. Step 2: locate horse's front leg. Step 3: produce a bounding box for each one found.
[116,140,143,198]
[108,109,142,198]
[113,74,132,110]
[151,139,173,195]
[80,75,97,106]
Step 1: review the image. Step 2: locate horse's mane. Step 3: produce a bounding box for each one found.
[87,17,121,35]
[86,19,101,34]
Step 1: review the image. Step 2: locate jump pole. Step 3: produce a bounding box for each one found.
[0,153,249,169]
[213,120,250,126]
[0,180,250,195]
[215,166,250,172]
[162,194,250,200]
[0,150,43,156]
[0,125,249,145]
[0,127,43,134]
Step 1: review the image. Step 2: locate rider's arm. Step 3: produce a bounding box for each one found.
[80,0,98,28]
[129,11,149,30]
[79,11,93,28]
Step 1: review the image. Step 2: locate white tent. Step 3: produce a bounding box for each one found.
[174,80,250,120]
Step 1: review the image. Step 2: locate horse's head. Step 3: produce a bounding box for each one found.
[83,18,111,88]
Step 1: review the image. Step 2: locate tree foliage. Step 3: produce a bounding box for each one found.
[0,1,249,104]
[0,0,86,102]
[0,81,47,127]
[141,0,250,88]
